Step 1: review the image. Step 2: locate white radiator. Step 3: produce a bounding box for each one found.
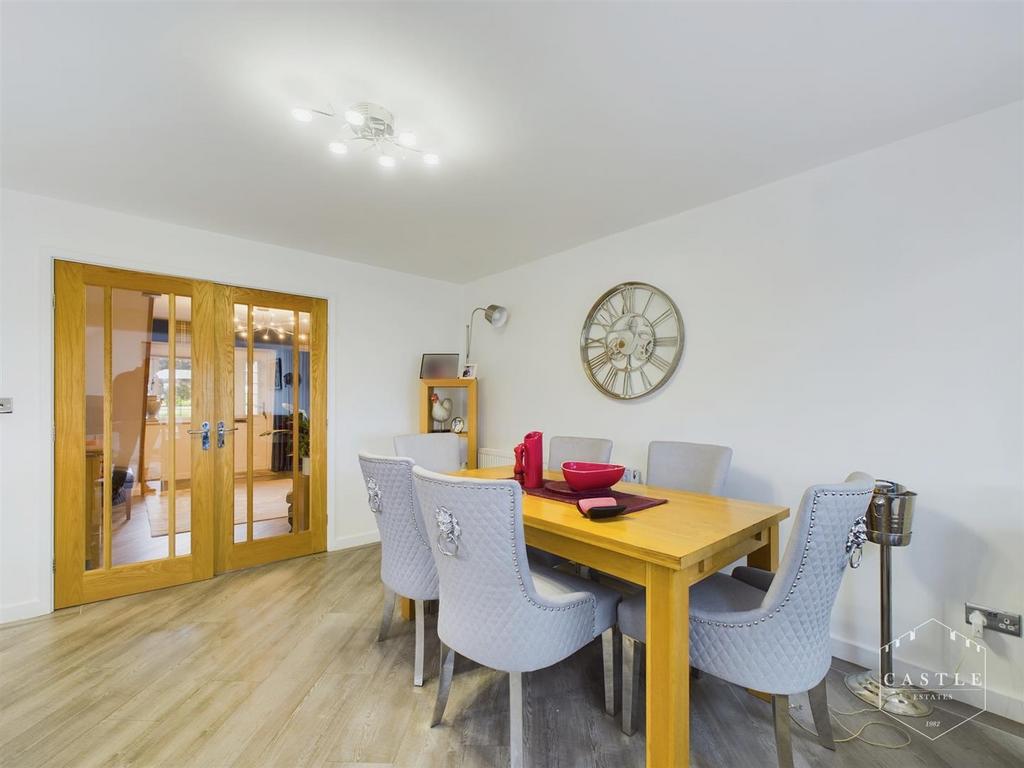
[478,447,515,468]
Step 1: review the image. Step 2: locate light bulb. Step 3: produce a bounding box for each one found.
[344,109,365,126]
[328,141,348,155]
[291,108,313,123]
[398,132,417,147]
[378,155,396,168]
[423,153,440,166]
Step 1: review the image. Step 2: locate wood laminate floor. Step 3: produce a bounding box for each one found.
[1,546,1021,767]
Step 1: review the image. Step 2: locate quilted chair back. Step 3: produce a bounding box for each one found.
[393,433,462,472]
[358,453,438,601]
[646,441,733,494]
[547,436,613,471]
[691,472,873,694]
[413,467,597,672]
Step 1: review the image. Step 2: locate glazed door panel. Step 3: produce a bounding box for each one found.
[214,287,327,573]
[54,262,215,608]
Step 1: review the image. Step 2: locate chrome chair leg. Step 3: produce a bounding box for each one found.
[413,599,426,687]
[601,627,616,716]
[771,694,795,768]
[509,671,525,768]
[431,642,456,727]
[807,677,836,750]
[377,588,396,642]
[620,635,643,736]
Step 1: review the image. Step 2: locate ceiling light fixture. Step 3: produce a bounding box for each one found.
[290,101,441,169]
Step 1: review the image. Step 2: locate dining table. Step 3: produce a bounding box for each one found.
[406,465,789,768]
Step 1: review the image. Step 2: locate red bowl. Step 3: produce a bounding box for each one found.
[561,462,625,492]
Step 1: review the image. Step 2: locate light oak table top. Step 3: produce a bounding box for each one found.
[458,466,789,578]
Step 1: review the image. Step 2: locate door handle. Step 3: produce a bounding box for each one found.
[187,421,211,451]
[217,420,239,448]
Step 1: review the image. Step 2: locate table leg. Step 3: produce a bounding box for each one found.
[646,563,689,768]
[747,522,779,571]
[400,597,415,621]
[746,522,779,703]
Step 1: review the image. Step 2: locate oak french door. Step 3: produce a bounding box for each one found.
[54,262,326,608]
[213,286,327,573]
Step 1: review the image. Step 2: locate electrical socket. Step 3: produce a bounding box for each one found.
[623,468,642,484]
[965,603,1022,637]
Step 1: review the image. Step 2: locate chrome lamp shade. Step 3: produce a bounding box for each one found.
[465,304,509,362]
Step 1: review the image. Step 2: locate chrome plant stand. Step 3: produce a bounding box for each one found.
[845,480,934,717]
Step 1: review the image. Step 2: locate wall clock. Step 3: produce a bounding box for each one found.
[579,281,684,400]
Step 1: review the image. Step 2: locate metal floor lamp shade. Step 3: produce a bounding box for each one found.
[845,480,933,717]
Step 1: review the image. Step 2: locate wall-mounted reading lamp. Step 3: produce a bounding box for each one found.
[465,304,508,362]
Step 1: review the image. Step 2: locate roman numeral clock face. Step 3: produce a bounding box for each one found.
[580,282,684,400]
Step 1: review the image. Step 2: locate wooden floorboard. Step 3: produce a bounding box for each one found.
[1,546,1021,767]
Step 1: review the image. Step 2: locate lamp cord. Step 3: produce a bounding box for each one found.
[787,666,912,750]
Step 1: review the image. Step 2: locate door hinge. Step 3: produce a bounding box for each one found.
[52,425,56,443]
[52,558,56,574]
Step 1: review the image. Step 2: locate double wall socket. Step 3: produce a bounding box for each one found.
[0,397,12,414]
[965,603,1022,637]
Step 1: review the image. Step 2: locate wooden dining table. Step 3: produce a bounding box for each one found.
[405,465,789,767]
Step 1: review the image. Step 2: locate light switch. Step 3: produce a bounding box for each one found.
[0,397,12,414]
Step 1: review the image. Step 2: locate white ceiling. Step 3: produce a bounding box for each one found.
[2,2,1021,283]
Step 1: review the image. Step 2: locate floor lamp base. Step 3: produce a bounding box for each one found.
[844,670,935,717]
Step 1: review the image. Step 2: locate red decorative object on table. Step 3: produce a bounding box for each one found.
[521,431,544,489]
[561,461,625,492]
[513,443,525,486]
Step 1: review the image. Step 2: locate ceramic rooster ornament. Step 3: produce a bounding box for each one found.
[430,392,454,431]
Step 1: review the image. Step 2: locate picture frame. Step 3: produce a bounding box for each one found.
[420,353,460,379]
[460,363,478,379]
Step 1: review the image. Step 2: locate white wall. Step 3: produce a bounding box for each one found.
[0,190,461,623]
[460,103,1024,720]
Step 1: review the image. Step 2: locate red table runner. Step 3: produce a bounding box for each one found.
[520,480,668,514]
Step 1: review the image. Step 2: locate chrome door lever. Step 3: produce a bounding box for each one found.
[187,421,211,451]
[217,420,239,448]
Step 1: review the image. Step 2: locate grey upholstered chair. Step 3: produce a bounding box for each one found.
[358,453,440,687]
[412,468,621,768]
[646,440,733,494]
[393,433,462,472]
[531,435,614,570]
[617,472,873,768]
[547,435,613,470]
